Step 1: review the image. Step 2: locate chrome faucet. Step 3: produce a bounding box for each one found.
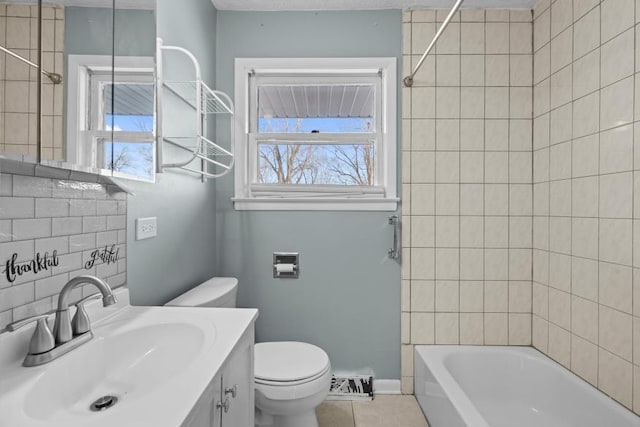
[7,275,117,367]
[53,275,117,344]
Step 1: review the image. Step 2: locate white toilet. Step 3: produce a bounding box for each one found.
[166,277,331,427]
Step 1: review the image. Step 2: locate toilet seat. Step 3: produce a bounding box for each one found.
[255,362,332,402]
[255,363,331,386]
[255,341,330,385]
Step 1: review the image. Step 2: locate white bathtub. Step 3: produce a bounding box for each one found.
[414,346,640,427]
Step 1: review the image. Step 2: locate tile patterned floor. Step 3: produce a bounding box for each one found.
[316,395,430,427]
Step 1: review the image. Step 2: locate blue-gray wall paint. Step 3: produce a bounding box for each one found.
[65,7,155,56]
[127,0,218,306]
[215,10,402,379]
[63,7,156,147]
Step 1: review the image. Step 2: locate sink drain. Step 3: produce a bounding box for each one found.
[89,395,118,412]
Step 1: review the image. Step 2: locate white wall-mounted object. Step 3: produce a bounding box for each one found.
[273,252,299,278]
[156,38,235,181]
[136,217,157,240]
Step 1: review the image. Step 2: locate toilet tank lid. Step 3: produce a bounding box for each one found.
[165,277,238,307]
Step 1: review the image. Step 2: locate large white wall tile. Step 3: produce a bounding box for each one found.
[571,335,598,386]
[599,172,633,218]
[550,0,572,38]
[599,348,633,408]
[600,28,634,87]
[573,6,600,59]
[572,49,599,99]
[601,0,634,44]
[600,77,634,131]
[550,27,573,73]
[599,305,633,361]
[600,124,633,174]
[534,7,550,52]
[600,262,633,314]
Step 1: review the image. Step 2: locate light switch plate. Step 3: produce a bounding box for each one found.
[136,217,157,240]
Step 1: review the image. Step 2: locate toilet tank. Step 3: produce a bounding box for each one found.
[165,277,238,308]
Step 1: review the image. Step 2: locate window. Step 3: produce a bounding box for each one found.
[67,55,155,181]
[233,58,397,211]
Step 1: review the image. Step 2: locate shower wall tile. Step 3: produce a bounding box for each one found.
[0,4,64,162]
[600,28,634,87]
[573,6,600,59]
[533,0,640,414]
[406,2,639,415]
[402,8,533,394]
[600,0,634,44]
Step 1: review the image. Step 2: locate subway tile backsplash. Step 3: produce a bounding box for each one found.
[0,171,126,331]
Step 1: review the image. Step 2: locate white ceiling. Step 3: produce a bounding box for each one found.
[211,0,537,11]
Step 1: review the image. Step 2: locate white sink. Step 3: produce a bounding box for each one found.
[0,288,258,427]
[24,322,205,420]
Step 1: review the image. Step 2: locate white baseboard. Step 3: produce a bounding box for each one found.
[373,379,401,395]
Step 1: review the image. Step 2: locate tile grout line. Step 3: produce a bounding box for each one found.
[567,0,574,374]
[507,10,512,345]
[546,0,552,356]
[530,7,535,345]
[432,15,437,346]
[457,8,462,345]
[483,11,487,345]
[595,0,601,390]
[407,10,412,389]
[350,401,355,427]
[632,0,636,411]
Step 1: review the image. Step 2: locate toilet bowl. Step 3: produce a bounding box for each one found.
[254,341,331,427]
[165,278,331,427]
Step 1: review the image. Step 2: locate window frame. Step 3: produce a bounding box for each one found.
[233,57,397,211]
[67,55,155,182]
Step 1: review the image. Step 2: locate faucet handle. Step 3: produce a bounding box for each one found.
[71,293,102,335]
[7,312,52,331]
[7,313,56,355]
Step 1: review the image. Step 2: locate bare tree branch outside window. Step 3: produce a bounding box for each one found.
[257,118,375,186]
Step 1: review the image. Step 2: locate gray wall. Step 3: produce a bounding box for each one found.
[63,7,156,159]
[215,10,402,379]
[65,7,155,56]
[127,0,218,306]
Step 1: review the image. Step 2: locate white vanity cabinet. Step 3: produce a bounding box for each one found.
[182,324,255,427]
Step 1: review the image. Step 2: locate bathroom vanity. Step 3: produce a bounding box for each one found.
[182,318,255,427]
[0,288,257,427]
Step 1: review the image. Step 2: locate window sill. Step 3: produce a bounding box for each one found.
[232,197,399,211]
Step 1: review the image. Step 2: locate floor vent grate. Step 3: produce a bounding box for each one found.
[327,375,374,401]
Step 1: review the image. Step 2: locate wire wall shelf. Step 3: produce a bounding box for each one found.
[156,38,235,180]
[162,81,234,115]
